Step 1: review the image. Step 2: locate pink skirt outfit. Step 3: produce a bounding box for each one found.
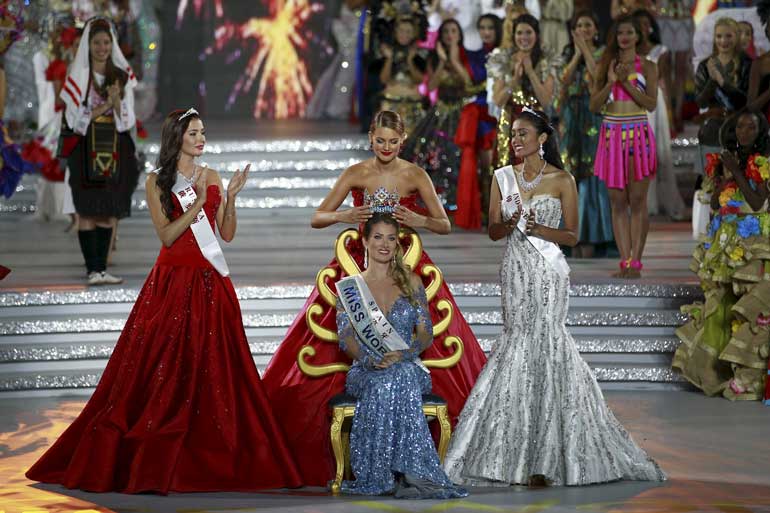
[594,56,657,190]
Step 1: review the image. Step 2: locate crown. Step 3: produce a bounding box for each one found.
[363,187,400,213]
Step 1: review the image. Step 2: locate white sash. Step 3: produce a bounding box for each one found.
[337,275,429,373]
[152,169,230,277]
[495,165,571,280]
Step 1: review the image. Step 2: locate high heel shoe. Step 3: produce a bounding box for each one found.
[626,259,643,279]
[611,258,630,278]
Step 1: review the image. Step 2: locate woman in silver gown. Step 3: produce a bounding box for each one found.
[443,109,666,487]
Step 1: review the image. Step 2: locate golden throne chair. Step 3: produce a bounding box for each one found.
[296,228,465,494]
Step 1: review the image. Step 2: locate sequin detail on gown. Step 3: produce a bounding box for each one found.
[443,196,666,486]
[336,289,468,499]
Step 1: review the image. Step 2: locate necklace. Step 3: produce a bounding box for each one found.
[178,164,197,185]
[516,160,547,192]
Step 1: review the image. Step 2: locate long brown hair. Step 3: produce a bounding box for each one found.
[595,15,641,90]
[362,213,417,305]
[88,19,128,99]
[155,109,200,220]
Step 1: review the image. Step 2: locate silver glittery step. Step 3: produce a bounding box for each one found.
[0,335,682,363]
[0,306,687,336]
[0,362,687,393]
[0,282,702,307]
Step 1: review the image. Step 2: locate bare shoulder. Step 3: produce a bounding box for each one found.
[202,167,222,182]
[642,58,658,75]
[546,166,576,187]
[340,160,371,183]
[401,159,429,180]
[145,172,158,188]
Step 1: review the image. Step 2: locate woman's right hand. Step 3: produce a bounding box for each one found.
[436,43,448,63]
[380,43,393,60]
[608,59,618,83]
[507,209,522,230]
[340,205,372,224]
[194,168,208,206]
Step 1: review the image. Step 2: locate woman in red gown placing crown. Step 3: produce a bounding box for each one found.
[26,109,302,493]
[262,110,488,486]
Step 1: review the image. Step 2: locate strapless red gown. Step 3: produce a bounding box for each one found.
[262,189,488,485]
[26,185,302,493]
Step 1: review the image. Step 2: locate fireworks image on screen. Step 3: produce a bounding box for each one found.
[184,0,326,119]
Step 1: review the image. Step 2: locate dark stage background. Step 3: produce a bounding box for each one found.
[157,0,340,120]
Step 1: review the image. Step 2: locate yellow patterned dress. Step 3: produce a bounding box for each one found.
[673,153,770,400]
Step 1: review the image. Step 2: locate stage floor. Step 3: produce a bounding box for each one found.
[1,391,768,513]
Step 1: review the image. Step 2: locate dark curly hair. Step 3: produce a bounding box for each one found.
[719,109,770,165]
[155,109,201,220]
[515,109,565,170]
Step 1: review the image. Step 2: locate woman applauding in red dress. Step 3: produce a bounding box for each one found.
[26,109,302,494]
[262,110,488,486]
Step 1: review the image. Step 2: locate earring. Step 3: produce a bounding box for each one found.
[369,141,373,150]
[364,248,368,269]
[538,143,545,160]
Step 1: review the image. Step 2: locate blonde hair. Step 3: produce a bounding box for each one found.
[712,17,741,57]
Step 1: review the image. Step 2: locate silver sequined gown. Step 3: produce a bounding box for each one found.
[443,195,666,486]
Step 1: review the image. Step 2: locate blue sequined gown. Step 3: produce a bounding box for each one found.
[336,286,468,499]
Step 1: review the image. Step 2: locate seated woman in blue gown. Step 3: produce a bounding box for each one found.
[335,213,468,499]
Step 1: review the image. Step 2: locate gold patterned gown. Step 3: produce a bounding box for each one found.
[486,48,560,168]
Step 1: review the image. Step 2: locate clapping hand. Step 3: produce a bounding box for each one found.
[226,163,251,199]
[436,43,448,62]
[380,43,393,60]
[720,149,740,175]
[615,61,631,83]
[525,208,537,235]
[521,54,534,74]
[107,83,121,109]
[195,167,208,204]
[608,59,618,83]
[707,58,724,86]
[507,208,522,231]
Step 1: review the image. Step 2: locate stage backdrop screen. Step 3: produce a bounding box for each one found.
[158,0,338,119]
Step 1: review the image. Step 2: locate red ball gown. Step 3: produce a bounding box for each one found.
[26,185,302,493]
[262,188,488,486]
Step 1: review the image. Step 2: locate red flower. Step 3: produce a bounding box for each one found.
[59,27,79,49]
[112,152,119,160]
[705,153,721,178]
[136,120,148,139]
[45,59,68,82]
[745,155,763,185]
[90,151,97,158]
[720,205,741,216]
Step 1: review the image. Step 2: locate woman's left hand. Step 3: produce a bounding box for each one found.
[721,150,740,174]
[375,351,403,369]
[226,163,251,199]
[525,208,537,235]
[394,205,426,228]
